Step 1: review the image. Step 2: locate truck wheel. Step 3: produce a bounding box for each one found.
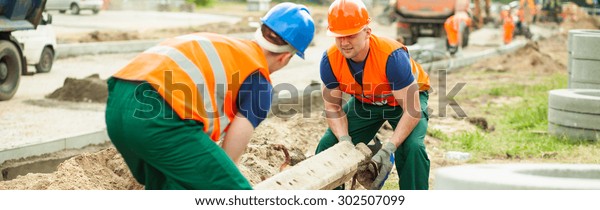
[59,10,66,14]
[92,9,100,14]
[70,4,80,15]
[0,41,22,101]
[35,47,54,73]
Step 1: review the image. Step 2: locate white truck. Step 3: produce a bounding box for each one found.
[12,12,57,73]
[0,0,47,101]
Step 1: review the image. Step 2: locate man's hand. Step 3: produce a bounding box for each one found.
[339,135,352,144]
[370,141,396,190]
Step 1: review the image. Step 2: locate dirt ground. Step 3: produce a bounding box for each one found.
[1,11,598,190]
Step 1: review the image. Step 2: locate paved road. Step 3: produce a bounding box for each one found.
[48,10,241,35]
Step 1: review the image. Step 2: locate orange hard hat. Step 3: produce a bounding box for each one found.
[326,0,371,37]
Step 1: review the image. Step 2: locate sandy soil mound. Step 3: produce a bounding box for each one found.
[473,41,566,75]
[46,74,108,103]
[0,148,141,190]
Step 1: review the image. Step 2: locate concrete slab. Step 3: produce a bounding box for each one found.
[435,163,600,189]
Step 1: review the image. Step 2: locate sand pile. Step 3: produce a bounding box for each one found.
[470,35,567,77]
[46,74,108,103]
[0,148,141,190]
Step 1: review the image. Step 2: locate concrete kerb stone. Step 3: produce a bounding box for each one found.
[0,129,109,165]
[425,40,527,73]
[435,163,600,189]
[54,34,255,59]
[571,59,600,84]
[56,39,163,59]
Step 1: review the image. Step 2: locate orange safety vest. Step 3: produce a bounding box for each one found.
[444,13,471,47]
[113,33,272,141]
[326,34,430,107]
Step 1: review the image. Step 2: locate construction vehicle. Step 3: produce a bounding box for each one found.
[0,0,47,101]
[377,0,471,46]
[539,0,563,23]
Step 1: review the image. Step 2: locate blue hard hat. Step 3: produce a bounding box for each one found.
[261,2,315,59]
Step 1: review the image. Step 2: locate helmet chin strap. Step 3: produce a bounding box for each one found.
[254,27,296,54]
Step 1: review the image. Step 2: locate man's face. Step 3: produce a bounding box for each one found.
[335,28,371,61]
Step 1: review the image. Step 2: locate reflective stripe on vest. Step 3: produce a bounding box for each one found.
[175,34,230,139]
[113,33,271,141]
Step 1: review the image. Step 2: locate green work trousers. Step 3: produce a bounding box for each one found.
[105,78,252,190]
[315,92,430,190]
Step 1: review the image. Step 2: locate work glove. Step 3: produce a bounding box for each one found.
[370,141,396,190]
[338,135,352,144]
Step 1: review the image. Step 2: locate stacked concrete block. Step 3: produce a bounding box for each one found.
[547,30,600,142]
[567,30,600,88]
[548,89,600,142]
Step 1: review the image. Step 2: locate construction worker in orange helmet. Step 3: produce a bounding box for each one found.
[316,0,431,190]
[444,11,472,55]
[105,3,315,190]
[501,6,515,44]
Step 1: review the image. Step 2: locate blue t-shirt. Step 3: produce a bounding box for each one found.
[320,49,414,91]
[236,71,273,128]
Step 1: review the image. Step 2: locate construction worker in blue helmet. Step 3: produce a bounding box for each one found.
[105,2,315,189]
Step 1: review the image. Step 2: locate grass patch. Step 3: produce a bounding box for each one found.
[427,128,449,140]
[441,73,600,163]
